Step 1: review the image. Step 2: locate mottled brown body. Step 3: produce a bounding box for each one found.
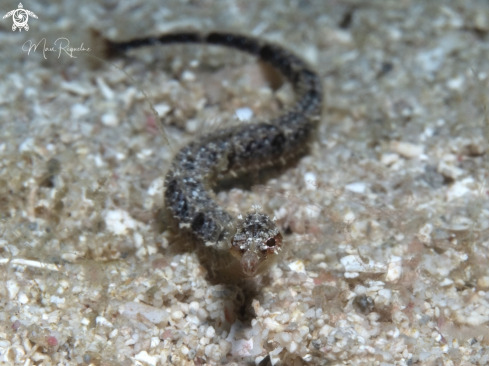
[107,31,323,281]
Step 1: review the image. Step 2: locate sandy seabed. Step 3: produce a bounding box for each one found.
[1,1,489,365]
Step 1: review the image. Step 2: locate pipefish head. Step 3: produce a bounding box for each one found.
[229,207,283,277]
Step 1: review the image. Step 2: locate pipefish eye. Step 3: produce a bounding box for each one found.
[273,233,283,248]
[261,238,275,255]
[262,233,283,256]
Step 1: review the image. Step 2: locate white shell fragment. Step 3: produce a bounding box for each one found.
[104,209,139,235]
[390,141,424,158]
[345,182,366,194]
[235,107,253,121]
[288,260,306,273]
[134,351,157,366]
[340,255,387,276]
[385,256,402,283]
[123,302,170,324]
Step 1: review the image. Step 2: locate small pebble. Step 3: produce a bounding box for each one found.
[235,107,253,121]
[101,113,119,127]
[71,103,90,119]
[134,351,157,366]
[205,326,216,338]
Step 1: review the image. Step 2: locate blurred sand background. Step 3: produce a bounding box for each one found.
[1,0,489,365]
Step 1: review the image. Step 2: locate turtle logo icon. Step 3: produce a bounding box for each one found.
[3,3,38,32]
